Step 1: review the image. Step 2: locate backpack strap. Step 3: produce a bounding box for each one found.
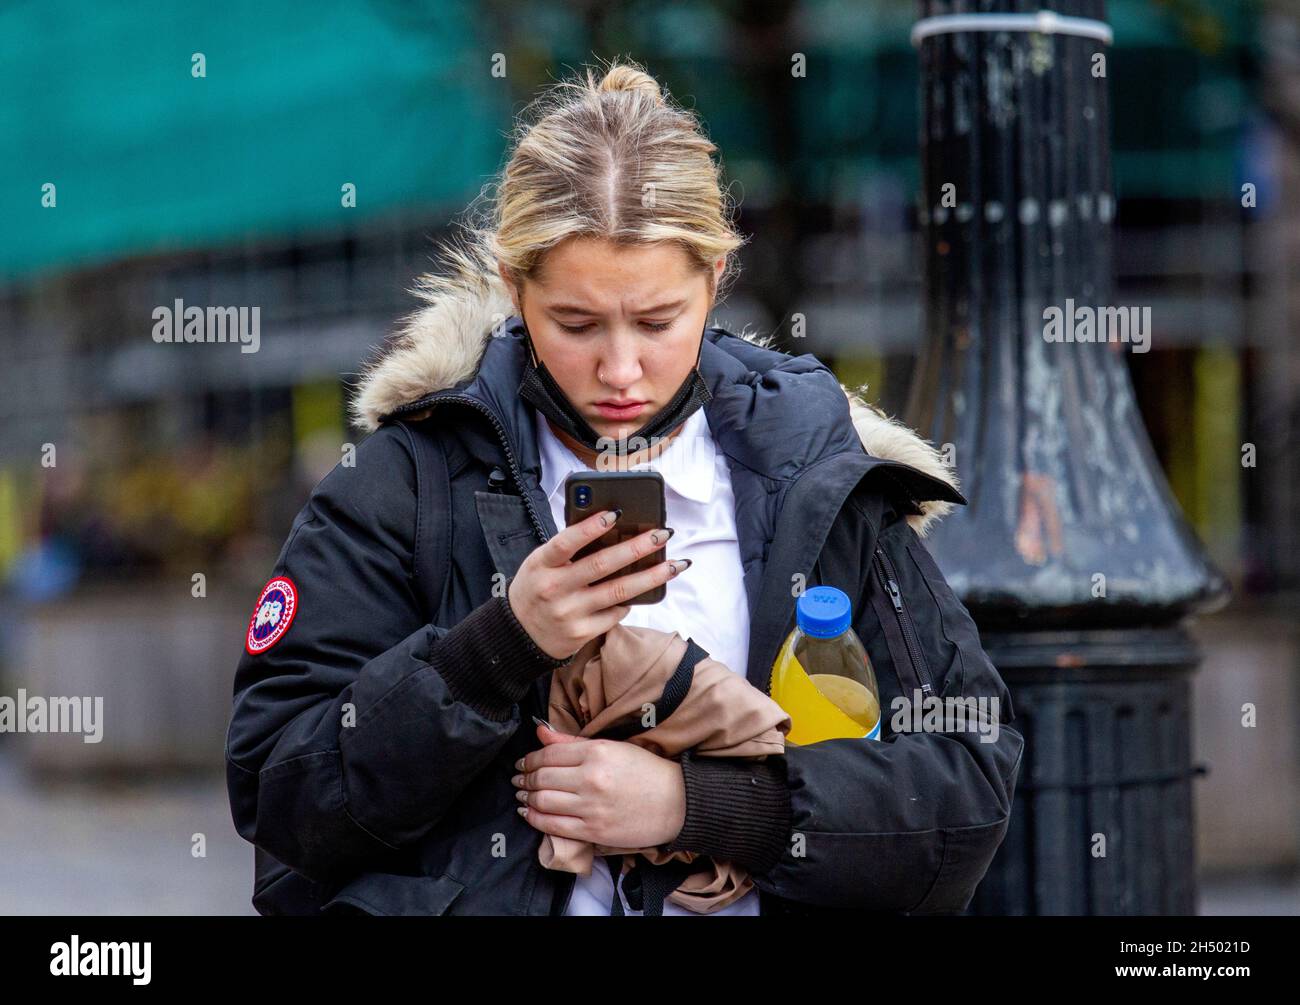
[395,419,452,625]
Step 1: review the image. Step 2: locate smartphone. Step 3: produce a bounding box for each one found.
[564,470,667,605]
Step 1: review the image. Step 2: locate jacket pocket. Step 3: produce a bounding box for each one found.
[870,543,936,698]
[760,829,947,912]
[904,536,1009,705]
[906,820,1013,915]
[320,872,466,916]
[252,846,325,916]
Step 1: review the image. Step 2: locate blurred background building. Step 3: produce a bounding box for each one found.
[0,0,1296,913]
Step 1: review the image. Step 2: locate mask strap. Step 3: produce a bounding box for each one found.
[514,287,541,368]
[520,319,539,369]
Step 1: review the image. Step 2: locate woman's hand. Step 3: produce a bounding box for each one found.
[513,723,687,848]
[507,509,687,660]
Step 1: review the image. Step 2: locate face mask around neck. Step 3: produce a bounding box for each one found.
[516,318,712,459]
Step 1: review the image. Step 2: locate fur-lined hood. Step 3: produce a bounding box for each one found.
[350,273,961,535]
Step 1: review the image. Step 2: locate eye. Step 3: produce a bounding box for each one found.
[642,321,672,332]
[559,323,594,334]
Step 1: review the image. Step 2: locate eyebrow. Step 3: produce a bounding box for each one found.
[547,300,687,317]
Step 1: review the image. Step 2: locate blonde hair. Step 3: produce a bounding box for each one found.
[407,58,745,334]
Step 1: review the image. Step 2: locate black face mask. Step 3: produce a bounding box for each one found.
[517,318,712,457]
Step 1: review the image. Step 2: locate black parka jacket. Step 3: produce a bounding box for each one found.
[225,296,1024,916]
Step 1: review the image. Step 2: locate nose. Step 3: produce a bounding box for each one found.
[596,332,643,391]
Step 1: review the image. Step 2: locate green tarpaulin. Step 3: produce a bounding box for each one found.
[1,0,509,284]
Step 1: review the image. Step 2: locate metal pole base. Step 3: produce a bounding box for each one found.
[968,624,1204,915]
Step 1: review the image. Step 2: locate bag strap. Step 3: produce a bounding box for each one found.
[395,420,452,625]
[594,638,710,742]
[605,855,628,916]
[605,854,699,916]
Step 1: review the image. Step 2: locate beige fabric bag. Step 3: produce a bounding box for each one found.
[539,624,790,913]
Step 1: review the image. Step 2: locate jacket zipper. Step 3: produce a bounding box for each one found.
[390,393,551,544]
[872,545,934,696]
[391,393,575,916]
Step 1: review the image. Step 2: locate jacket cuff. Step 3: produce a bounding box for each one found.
[432,592,573,722]
[664,749,792,875]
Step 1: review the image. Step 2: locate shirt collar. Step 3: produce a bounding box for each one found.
[536,407,717,507]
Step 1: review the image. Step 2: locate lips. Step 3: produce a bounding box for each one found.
[594,401,647,421]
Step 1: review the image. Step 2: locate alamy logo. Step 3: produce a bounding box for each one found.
[151,299,260,353]
[1042,298,1151,353]
[50,936,151,984]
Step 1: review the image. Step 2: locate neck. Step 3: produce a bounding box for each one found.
[550,417,688,470]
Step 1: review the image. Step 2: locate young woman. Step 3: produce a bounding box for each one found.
[225,61,1023,916]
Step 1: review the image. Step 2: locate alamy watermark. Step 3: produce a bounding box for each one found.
[0,690,103,743]
[889,689,1001,743]
[1042,298,1151,354]
[592,432,713,477]
[151,299,260,353]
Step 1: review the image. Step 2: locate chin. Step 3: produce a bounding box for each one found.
[587,412,648,440]
[590,423,634,444]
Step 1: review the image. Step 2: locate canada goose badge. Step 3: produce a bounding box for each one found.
[245,577,298,655]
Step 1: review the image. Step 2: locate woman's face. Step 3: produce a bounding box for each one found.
[508,237,724,444]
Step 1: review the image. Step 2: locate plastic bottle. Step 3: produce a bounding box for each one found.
[770,586,881,745]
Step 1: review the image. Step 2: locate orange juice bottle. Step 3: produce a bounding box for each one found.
[770,586,880,745]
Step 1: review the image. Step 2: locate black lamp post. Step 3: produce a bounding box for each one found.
[909,2,1230,913]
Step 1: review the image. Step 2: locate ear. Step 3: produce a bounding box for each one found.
[705,256,725,309]
[497,259,521,313]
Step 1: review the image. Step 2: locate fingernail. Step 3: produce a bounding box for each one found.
[602,508,623,527]
[517,806,528,817]
[512,774,524,787]
[671,558,692,575]
[514,758,524,771]
[652,527,674,545]
[515,789,528,803]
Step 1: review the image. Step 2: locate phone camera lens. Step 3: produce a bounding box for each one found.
[575,485,592,508]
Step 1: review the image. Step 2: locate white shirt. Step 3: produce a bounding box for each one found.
[534,407,759,916]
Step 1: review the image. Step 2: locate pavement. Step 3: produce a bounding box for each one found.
[1196,871,1300,916]
[0,753,255,915]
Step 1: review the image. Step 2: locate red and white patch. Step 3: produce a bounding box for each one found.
[245,577,298,655]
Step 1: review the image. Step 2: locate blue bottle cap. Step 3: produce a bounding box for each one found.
[796,586,852,638]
